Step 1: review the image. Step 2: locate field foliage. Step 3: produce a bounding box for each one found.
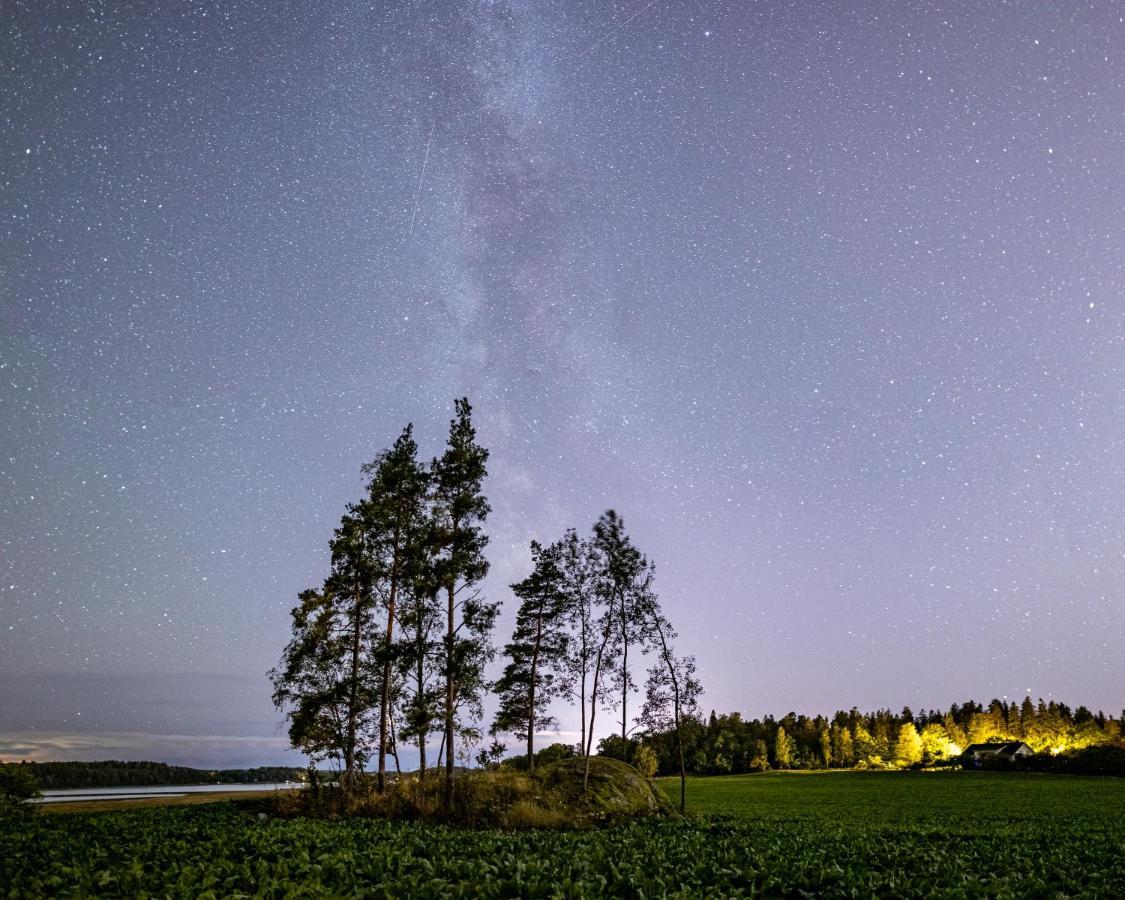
[3,771,1122,897]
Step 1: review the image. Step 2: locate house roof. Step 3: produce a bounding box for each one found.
[964,741,1030,755]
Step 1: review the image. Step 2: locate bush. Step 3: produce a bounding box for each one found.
[502,742,577,772]
[1069,744,1125,775]
[595,734,638,763]
[272,758,675,829]
[502,799,570,829]
[974,754,1018,772]
[0,764,40,817]
[536,742,577,765]
[1014,744,1125,776]
[633,744,658,778]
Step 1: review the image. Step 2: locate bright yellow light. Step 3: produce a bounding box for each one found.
[944,741,962,757]
[1050,743,1068,756]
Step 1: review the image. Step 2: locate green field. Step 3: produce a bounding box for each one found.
[657,769,1124,822]
[3,771,1123,897]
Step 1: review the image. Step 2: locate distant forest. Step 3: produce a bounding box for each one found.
[8,698,1122,789]
[10,761,306,790]
[631,698,1124,775]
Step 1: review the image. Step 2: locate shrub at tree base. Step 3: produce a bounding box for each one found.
[1014,743,1125,776]
[500,741,576,772]
[633,744,659,778]
[0,765,41,817]
[280,757,674,829]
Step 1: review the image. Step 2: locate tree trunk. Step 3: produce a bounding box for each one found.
[656,620,686,814]
[579,660,587,759]
[583,628,612,793]
[346,580,363,795]
[409,593,428,778]
[620,589,629,763]
[527,607,543,774]
[416,634,427,777]
[378,546,400,793]
[342,746,354,795]
[389,711,402,777]
[675,694,685,814]
[444,580,455,808]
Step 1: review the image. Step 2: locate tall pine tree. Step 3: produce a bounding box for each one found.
[395,525,443,776]
[493,540,571,773]
[361,424,429,792]
[271,502,380,795]
[431,399,496,805]
[327,507,379,792]
[269,586,356,772]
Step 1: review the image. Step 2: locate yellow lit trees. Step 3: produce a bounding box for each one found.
[774,726,792,769]
[919,723,960,763]
[894,722,923,767]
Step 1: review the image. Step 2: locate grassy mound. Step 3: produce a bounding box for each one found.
[535,757,676,820]
[281,757,675,829]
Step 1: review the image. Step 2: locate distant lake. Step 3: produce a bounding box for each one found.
[35,783,305,804]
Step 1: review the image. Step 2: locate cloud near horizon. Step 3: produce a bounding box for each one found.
[0,728,581,770]
[0,731,304,769]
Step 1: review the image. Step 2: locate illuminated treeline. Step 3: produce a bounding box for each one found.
[9,761,306,790]
[629,698,1123,775]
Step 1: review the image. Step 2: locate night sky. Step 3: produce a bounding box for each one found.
[2,1,1122,769]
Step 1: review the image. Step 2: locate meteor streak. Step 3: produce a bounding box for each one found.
[407,117,436,238]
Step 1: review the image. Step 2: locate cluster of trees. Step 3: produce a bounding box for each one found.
[270,400,701,811]
[634,698,1125,775]
[1012,743,1125,777]
[270,399,494,806]
[4,761,306,790]
[485,510,701,809]
[0,764,40,816]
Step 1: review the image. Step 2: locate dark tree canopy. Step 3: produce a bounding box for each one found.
[493,539,571,771]
[270,399,496,801]
[432,399,497,802]
[360,424,430,791]
[270,585,375,775]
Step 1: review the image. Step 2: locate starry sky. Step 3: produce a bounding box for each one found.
[2,1,1123,769]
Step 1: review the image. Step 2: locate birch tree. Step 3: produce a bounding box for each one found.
[640,610,702,814]
[592,510,653,764]
[559,529,600,758]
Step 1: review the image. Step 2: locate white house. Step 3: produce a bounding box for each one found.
[962,741,1034,765]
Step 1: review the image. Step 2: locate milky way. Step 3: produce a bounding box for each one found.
[2,1,1122,767]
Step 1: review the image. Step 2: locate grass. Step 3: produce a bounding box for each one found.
[38,788,303,815]
[3,770,1122,896]
[275,757,674,828]
[656,768,1125,823]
